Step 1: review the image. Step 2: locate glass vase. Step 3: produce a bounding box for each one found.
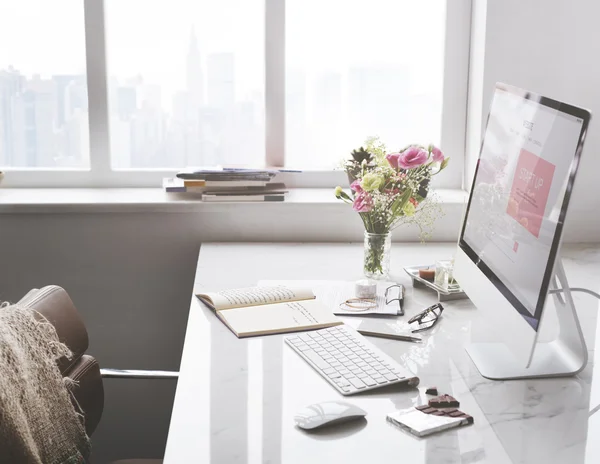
[363,232,392,279]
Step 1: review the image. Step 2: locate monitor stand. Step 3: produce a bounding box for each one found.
[466,259,588,380]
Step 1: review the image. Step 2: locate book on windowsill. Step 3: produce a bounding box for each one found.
[163,177,279,192]
[196,286,342,338]
[201,193,285,202]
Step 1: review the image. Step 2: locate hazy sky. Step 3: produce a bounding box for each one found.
[0,0,445,104]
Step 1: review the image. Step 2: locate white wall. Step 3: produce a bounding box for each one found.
[467,0,600,239]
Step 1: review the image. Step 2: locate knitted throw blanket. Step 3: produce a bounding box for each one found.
[0,303,91,463]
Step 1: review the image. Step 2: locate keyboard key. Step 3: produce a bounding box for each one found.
[297,344,312,352]
[365,369,377,376]
[308,332,321,339]
[357,372,369,379]
[375,377,388,384]
[338,369,351,376]
[288,337,301,344]
[349,378,366,389]
[384,373,398,381]
[323,367,337,375]
[299,334,312,342]
[303,350,331,370]
[363,377,377,387]
[342,387,351,393]
[328,371,341,379]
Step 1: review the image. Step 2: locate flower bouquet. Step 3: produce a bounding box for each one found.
[335,137,450,279]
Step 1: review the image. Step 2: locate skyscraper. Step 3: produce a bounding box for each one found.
[0,67,24,165]
[187,26,204,108]
[12,76,56,167]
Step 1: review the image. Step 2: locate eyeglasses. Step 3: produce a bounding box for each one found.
[408,303,444,333]
[385,284,404,316]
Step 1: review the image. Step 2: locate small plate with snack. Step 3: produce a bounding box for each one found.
[403,264,468,302]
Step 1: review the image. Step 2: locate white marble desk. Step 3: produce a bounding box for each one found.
[164,243,600,464]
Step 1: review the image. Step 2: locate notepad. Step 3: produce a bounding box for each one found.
[387,407,473,437]
[196,286,342,338]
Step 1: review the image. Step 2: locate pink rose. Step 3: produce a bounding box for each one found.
[352,191,373,212]
[430,145,444,163]
[398,146,428,169]
[386,152,402,169]
[350,179,363,193]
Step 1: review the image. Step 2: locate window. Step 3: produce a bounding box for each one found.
[286,0,446,170]
[0,0,89,169]
[105,0,264,169]
[0,0,470,188]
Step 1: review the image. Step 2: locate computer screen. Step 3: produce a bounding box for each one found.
[459,84,590,331]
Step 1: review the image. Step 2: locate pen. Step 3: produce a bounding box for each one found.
[357,330,422,343]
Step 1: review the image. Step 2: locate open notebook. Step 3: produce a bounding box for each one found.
[196,286,342,338]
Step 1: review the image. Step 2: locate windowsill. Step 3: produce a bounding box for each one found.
[0,187,467,213]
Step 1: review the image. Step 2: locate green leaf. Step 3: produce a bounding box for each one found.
[390,188,413,216]
[440,157,450,171]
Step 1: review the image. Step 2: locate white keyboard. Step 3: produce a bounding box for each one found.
[285,325,420,395]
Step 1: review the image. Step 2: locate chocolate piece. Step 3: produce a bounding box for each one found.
[443,408,458,414]
[449,411,465,417]
[428,394,460,408]
[425,387,438,395]
[432,411,446,416]
[415,405,430,411]
[421,407,438,414]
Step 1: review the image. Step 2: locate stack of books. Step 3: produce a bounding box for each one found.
[163,168,288,202]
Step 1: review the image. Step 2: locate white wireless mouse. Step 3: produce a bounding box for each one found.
[294,401,367,430]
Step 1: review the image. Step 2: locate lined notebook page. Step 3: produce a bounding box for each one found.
[198,286,315,310]
[218,299,341,337]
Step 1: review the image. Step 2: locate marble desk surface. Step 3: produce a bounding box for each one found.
[164,243,600,464]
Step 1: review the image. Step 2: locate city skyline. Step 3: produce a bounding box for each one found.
[1,28,443,170]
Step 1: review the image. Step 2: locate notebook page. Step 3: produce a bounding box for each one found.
[197,286,315,310]
[218,299,341,337]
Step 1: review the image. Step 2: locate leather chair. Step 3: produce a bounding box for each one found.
[17,285,178,464]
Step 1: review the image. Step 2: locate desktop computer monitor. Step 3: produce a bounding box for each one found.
[454,83,591,379]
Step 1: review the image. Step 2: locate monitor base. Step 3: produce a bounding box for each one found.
[466,341,586,380]
[466,260,588,380]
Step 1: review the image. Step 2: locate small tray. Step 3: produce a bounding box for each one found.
[404,265,468,302]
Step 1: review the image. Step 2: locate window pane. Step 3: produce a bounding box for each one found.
[286,0,446,169]
[0,1,89,168]
[106,0,265,169]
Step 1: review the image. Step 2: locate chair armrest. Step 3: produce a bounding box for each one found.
[100,368,179,379]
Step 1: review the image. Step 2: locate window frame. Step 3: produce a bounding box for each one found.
[1,0,472,189]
